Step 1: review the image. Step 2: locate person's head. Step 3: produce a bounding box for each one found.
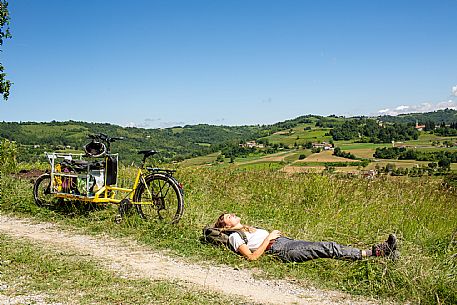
[214,213,242,229]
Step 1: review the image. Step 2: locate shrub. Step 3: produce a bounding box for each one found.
[0,139,17,174]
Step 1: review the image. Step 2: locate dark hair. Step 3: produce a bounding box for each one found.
[214,213,255,233]
[214,213,226,228]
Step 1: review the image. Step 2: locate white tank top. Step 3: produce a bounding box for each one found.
[228,229,269,252]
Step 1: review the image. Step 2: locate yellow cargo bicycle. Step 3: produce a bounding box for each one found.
[33,133,184,223]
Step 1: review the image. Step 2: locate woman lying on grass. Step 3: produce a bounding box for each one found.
[214,213,398,262]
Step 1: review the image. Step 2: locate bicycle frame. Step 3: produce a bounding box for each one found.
[46,152,174,205]
[35,133,185,223]
[88,167,147,204]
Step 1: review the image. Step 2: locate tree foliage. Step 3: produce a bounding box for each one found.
[0,0,11,100]
[374,147,457,165]
[434,122,457,136]
[0,121,264,164]
[330,118,419,143]
[379,108,457,125]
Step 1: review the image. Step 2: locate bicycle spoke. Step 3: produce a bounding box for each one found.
[34,174,56,207]
[133,174,184,223]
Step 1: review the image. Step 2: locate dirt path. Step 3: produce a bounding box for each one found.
[0,214,378,305]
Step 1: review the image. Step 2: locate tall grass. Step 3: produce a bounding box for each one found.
[1,164,456,304]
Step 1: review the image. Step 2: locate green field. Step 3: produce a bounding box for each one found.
[263,124,332,147]
[2,166,456,304]
[237,161,284,170]
[178,152,221,167]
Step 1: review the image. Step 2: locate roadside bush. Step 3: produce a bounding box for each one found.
[0,139,18,174]
[0,139,18,205]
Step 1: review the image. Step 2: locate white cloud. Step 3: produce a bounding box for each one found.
[379,85,457,115]
[395,105,410,111]
[377,100,457,116]
[122,118,185,129]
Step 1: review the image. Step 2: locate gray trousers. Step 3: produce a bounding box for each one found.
[268,237,362,262]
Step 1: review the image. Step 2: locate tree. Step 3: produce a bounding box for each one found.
[303,141,313,149]
[438,157,451,171]
[0,1,11,100]
[424,120,435,131]
[216,154,224,163]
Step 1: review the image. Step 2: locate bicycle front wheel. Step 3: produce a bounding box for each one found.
[33,174,56,207]
[133,174,184,223]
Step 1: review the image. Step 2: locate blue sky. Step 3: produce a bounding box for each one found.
[1,0,456,128]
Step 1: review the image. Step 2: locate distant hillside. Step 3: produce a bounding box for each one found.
[2,109,457,164]
[0,121,265,164]
[378,108,457,124]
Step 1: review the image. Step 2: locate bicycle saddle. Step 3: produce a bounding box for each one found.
[138,150,158,158]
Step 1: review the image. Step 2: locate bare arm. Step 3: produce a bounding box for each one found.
[238,230,281,261]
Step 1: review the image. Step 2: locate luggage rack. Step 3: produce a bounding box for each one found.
[45,152,118,198]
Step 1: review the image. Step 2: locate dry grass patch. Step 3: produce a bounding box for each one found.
[301,150,353,163]
[345,148,375,159]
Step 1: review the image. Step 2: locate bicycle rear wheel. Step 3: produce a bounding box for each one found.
[33,174,56,207]
[133,174,184,223]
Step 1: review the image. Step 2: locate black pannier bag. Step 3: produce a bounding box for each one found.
[105,155,117,186]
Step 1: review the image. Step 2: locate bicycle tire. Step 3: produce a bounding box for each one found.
[33,174,56,207]
[133,173,184,224]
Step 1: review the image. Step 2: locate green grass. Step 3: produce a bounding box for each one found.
[21,124,89,141]
[234,153,271,162]
[237,162,284,171]
[414,133,457,143]
[292,161,366,167]
[283,150,310,163]
[336,142,388,150]
[264,125,332,146]
[179,152,220,167]
[414,147,457,152]
[1,165,456,304]
[0,234,237,304]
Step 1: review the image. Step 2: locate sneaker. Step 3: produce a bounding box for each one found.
[372,234,397,257]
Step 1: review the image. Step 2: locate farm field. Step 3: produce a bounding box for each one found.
[264,124,332,146]
[179,152,220,167]
[344,148,376,159]
[365,159,430,169]
[236,150,295,164]
[299,150,352,163]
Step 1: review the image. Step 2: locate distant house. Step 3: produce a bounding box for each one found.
[361,169,377,178]
[312,142,333,150]
[240,141,264,148]
[415,121,426,131]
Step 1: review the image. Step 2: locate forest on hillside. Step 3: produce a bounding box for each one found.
[0,121,266,164]
[2,109,457,164]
